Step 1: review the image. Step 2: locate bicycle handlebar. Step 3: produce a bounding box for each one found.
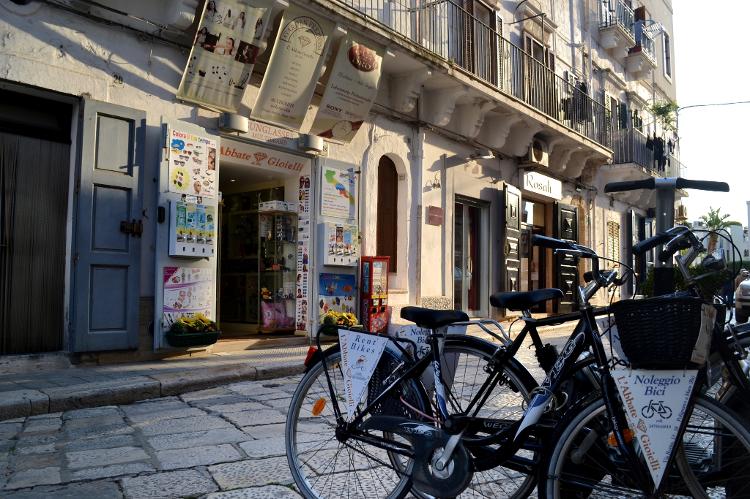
[604,177,729,193]
[531,235,622,288]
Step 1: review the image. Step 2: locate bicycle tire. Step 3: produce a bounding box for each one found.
[285,347,426,499]
[412,336,539,499]
[541,393,750,498]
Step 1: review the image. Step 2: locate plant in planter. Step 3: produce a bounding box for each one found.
[166,313,220,347]
[319,311,360,335]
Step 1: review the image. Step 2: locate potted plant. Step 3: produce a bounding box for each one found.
[319,311,361,336]
[166,313,221,347]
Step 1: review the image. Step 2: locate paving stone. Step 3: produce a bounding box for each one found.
[156,443,242,470]
[15,443,56,455]
[137,415,233,436]
[154,364,256,396]
[5,466,61,489]
[206,485,302,499]
[206,402,268,414]
[10,451,61,471]
[66,446,149,469]
[239,437,286,458]
[0,422,23,439]
[26,412,62,421]
[260,398,291,410]
[242,423,286,440]
[14,432,60,448]
[226,383,278,397]
[0,390,49,420]
[71,461,155,481]
[1,417,27,423]
[180,387,233,401]
[126,407,207,423]
[189,395,256,409]
[223,409,286,427]
[147,427,249,451]
[1,479,122,498]
[22,419,62,433]
[121,397,185,416]
[45,377,160,412]
[121,469,218,498]
[209,457,293,489]
[62,406,121,420]
[249,391,289,402]
[64,421,133,440]
[63,433,137,452]
[64,414,124,429]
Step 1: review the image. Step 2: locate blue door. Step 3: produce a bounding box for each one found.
[71,99,145,352]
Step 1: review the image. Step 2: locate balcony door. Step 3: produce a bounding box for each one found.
[523,34,556,116]
[454,197,488,317]
[449,0,496,82]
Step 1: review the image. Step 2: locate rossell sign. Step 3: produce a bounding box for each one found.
[523,171,562,200]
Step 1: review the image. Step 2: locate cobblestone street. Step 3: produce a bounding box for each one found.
[0,333,560,498]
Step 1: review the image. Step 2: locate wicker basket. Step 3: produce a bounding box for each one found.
[611,296,704,369]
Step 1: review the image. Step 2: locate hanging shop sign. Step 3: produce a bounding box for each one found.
[320,165,357,219]
[338,329,388,420]
[176,0,273,112]
[522,170,562,200]
[168,129,218,197]
[309,34,385,143]
[251,5,335,130]
[162,267,215,327]
[220,140,311,173]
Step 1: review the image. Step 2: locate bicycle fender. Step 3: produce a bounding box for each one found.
[304,344,341,373]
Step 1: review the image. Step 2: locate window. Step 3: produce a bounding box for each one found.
[376,156,398,271]
[663,31,672,78]
[607,221,621,262]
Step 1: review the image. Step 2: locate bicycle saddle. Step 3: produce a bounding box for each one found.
[400,306,469,329]
[490,288,563,311]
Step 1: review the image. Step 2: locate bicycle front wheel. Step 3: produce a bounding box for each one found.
[285,348,426,499]
[543,393,750,498]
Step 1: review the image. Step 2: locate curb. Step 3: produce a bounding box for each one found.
[0,362,306,422]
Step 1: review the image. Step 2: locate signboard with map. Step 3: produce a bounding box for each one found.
[320,165,358,219]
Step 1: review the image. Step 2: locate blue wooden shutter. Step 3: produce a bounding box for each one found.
[72,98,145,352]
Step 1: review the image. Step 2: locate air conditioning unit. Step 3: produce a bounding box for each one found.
[526,139,549,167]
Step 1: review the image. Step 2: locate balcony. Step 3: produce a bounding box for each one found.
[598,0,635,62]
[625,21,657,76]
[334,0,612,153]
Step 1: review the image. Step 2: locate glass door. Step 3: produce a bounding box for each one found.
[454,198,488,317]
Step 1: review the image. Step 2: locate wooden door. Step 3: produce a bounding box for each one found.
[554,203,579,313]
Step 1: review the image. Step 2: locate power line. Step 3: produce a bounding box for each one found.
[678,100,750,112]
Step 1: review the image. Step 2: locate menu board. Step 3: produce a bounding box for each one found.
[162,267,214,327]
[176,0,273,112]
[168,128,218,197]
[251,5,334,130]
[310,35,385,142]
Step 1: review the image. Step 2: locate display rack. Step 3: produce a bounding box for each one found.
[258,210,298,333]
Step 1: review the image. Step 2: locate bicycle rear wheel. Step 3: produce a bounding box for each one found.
[285,348,427,499]
[542,394,750,498]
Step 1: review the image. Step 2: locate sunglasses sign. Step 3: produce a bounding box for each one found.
[168,129,218,197]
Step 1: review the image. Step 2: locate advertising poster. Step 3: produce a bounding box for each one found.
[251,5,335,130]
[162,267,215,327]
[176,0,273,112]
[320,167,357,219]
[168,128,218,197]
[298,175,311,216]
[613,368,698,488]
[338,329,388,420]
[310,35,385,142]
[295,240,310,331]
[319,273,356,315]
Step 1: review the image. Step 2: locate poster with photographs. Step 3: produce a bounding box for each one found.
[177,0,273,112]
[168,128,218,197]
[310,35,385,143]
[298,175,311,217]
[295,240,310,331]
[319,273,356,315]
[162,267,214,327]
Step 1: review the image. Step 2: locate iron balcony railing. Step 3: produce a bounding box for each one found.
[599,0,635,39]
[613,128,678,177]
[341,0,612,148]
[633,21,656,62]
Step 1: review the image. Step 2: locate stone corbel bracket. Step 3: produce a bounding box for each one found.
[563,150,595,178]
[448,98,496,139]
[503,119,543,157]
[390,68,432,114]
[476,111,523,150]
[420,86,469,127]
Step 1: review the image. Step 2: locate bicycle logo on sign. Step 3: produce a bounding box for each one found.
[641,399,673,419]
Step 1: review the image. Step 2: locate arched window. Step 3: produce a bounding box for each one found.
[376,156,398,271]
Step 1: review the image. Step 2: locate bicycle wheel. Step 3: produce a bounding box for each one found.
[542,393,750,498]
[285,347,427,499]
[414,336,538,499]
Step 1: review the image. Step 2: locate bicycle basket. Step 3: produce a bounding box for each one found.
[610,296,704,369]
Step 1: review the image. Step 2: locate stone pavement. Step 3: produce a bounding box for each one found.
[0,329,571,498]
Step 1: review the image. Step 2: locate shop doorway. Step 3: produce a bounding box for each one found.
[520,200,548,313]
[218,159,299,337]
[453,197,488,317]
[0,90,72,354]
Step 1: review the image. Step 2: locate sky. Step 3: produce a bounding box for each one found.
[673,1,750,226]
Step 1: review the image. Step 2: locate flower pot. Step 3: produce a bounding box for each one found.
[165,330,221,348]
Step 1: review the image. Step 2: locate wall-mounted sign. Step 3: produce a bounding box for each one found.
[309,34,385,143]
[522,170,562,200]
[176,0,273,112]
[168,128,218,197]
[320,165,358,219]
[245,118,299,150]
[251,5,335,130]
[220,139,311,173]
[162,267,214,327]
[425,206,444,226]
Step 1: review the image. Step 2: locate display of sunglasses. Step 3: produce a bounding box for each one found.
[174,160,186,166]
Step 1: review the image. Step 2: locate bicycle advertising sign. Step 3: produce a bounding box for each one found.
[613,369,698,488]
[338,329,388,420]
